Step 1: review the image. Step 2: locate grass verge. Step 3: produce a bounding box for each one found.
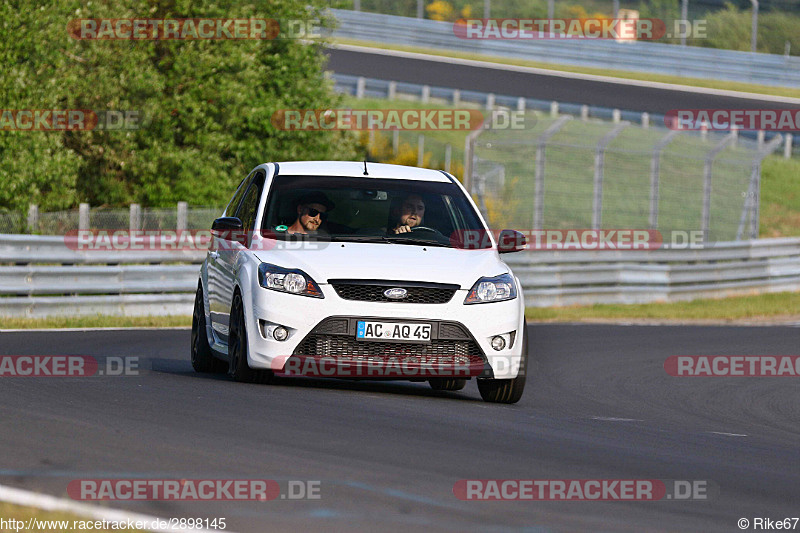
[525,291,800,322]
[332,38,800,100]
[0,502,147,532]
[0,315,191,330]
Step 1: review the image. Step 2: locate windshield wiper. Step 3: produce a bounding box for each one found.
[328,235,393,243]
[383,237,451,248]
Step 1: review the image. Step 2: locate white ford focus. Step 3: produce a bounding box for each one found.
[191,161,528,403]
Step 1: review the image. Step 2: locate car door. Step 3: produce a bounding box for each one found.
[208,172,253,341]
[213,170,265,344]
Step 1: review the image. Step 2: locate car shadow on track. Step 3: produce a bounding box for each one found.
[148,357,484,402]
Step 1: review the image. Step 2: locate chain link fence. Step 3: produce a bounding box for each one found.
[467,112,783,241]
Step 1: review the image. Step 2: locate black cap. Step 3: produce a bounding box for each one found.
[296,191,335,211]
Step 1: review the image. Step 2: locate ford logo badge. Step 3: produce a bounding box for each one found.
[383,288,408,300]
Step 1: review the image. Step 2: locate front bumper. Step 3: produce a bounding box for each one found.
[244,280,526,379]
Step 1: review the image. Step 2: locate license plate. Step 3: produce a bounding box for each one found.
[356,321,431,343]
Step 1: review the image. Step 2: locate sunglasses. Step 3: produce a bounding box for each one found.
[305,207,328,220]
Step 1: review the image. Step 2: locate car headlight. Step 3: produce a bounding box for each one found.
[464,273,517,304]
[258,263,324,298]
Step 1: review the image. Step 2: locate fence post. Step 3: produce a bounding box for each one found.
[757,130,765,149]
[486,93,495,110]
[129,203,141,232]
[641,112,649,128]
[393,130,399,156]
[79,203,90,231]
[702,131,737,241]
[453,89,460,106]
[517,97,526,112]
[785,133,793,158]
[649,130,679,229]
[421,85,430,104]
[533,116,572,230]
[356,77,365,99]
[177,201,188,232]
[388,81,396,100]
[737,134,782,239]
[417,134,425,167]
[612,109,621,123]
[592,122,629,229]
[463,121,485,194]
[445,143,452,173]
[550,101,558,117]
[580,105,589,121]
[27,204,38,233]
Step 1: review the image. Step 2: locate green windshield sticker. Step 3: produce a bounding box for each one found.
[275,225,288,232]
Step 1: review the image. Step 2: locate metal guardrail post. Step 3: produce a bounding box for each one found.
[388,81,396,100]
[393,130,399,156]
[702,131,738,241]
[79,203,90,231]
[27,204,38,234]
[533,116,572,230]
[129,204,141,232]
[649,130,680,229]
[452,89,460,106]
[592,122,629,229]
[785,134,793,159]
[356,77,365,99]
[177,202,188,231]
[421,85,430,103]
[417,134,425,167]
[445,143,452,173]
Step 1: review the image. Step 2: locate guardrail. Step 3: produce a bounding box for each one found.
[2,234,799,316]
[328,9,800,89]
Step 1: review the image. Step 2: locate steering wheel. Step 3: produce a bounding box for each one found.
[410,226,441,234]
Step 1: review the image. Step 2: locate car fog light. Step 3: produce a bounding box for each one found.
[273,326,289,341]
[491,335,506,351]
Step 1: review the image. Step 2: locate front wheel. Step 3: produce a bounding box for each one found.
[228,293,262,383]
[191,284,227,373]
[477,327,528,404]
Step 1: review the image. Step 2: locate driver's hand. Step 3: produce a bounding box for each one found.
[393,225,412,234]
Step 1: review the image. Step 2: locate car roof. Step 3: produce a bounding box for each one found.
[267,161,453,183]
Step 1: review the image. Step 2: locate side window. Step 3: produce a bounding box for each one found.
[235,171,266,233]
[224,172,253,218]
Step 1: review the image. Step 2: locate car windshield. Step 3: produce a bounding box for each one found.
[261,175,490,248]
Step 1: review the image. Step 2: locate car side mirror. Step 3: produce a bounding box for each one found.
[497,229,527,253]
[212,217,246,245]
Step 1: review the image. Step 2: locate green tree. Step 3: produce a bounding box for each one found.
[0,0,358,211]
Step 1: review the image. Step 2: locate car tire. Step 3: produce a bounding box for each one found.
[228,292,272,384]
[428,378,467,391]
[191,284,227,373]
[477,326,528,404]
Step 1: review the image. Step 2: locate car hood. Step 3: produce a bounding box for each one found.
[252,242,507,289]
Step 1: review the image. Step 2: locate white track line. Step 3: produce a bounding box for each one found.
[0,483,234,533]
[328,42,800,104]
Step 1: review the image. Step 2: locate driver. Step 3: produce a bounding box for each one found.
[391,194,426,234]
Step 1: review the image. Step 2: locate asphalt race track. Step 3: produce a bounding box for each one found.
[0,325,798,532]
[324,47,800,115]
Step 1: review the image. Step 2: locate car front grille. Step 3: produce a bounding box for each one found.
[292,317,484,360]
[329,280,459,304]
